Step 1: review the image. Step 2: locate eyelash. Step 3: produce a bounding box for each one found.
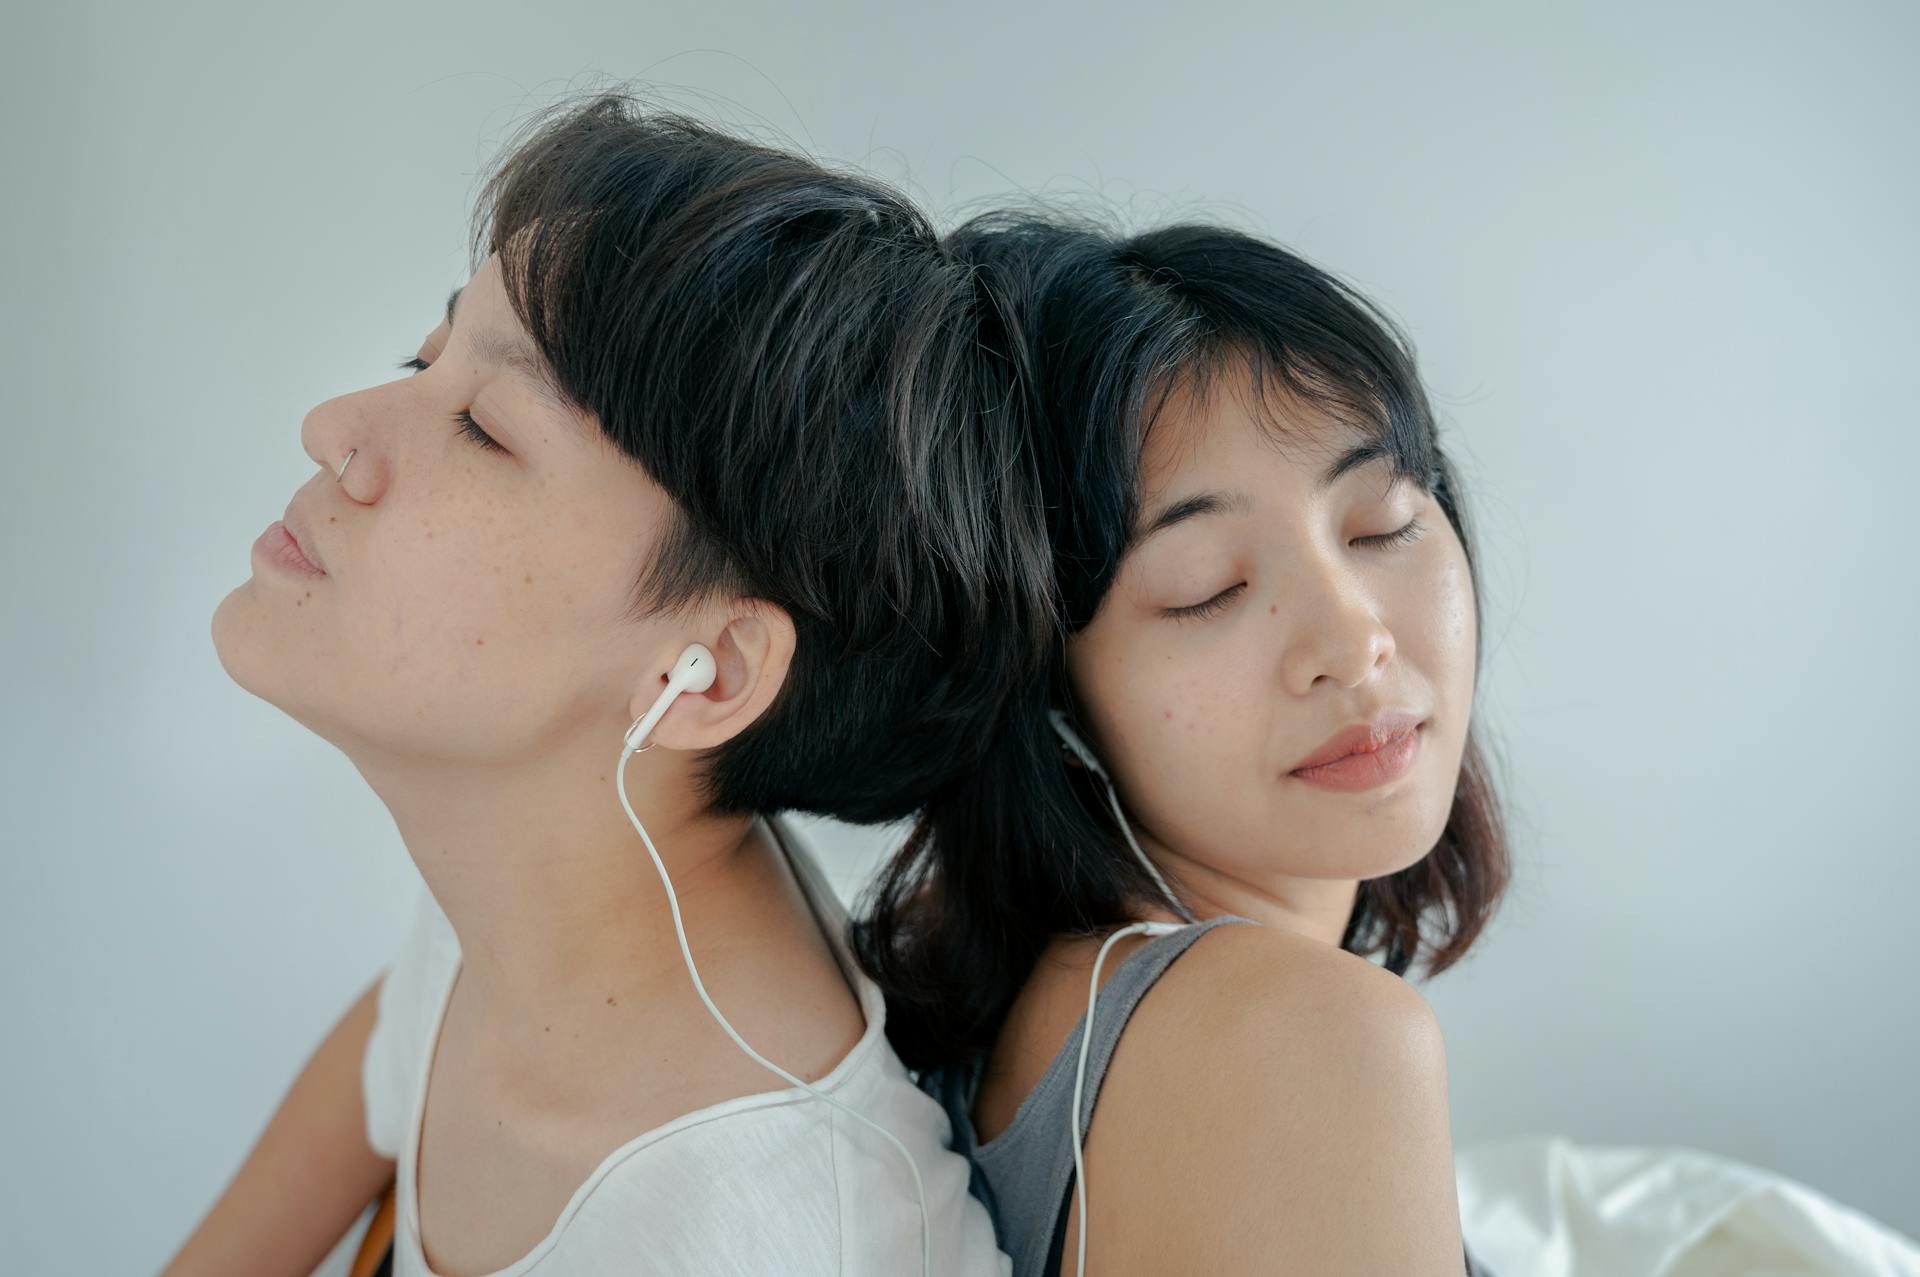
[395,355,506,454]
[1163,517,1431,622]
[1164,583,1247,622]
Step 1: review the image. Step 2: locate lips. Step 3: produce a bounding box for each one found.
[1290,711,1425,773]
[280,504,326,573]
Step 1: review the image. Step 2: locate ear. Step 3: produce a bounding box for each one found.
[1047,698,1092,769]
[628,599,798,752]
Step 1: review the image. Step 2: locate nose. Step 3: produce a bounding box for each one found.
[300,390,380,499]
[1278,561,1396,696]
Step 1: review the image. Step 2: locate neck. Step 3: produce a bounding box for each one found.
[348,728,768,1028]
[1139,838,1359,948]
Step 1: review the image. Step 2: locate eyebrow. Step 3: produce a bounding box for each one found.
[443,286,580,431]
[1126,441,1395,551]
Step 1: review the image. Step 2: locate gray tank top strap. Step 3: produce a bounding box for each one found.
[964,915,1254,1277]
[1060,916,1255,1137]
[923,915,1496,1277]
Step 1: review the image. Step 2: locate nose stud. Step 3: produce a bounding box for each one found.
[335,448,356,483]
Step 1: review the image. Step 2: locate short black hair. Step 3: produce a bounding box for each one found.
[854,211,1513,1069]
[472,92,1052,822]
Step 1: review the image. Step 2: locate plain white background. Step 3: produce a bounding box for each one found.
[4,2,1915,1272]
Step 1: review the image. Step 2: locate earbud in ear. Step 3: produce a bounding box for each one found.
[1046,706,1201,927]
[623,643,717,756]
[608,643,934,1274]
[1048,707,1111,782]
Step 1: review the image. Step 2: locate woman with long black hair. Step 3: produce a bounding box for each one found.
[857,212,1511,1276]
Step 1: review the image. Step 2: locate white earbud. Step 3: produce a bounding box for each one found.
[1047,706,1111,780]
[623,644,717,756]
[614,640,932,1277]
[1047,708,1198,926]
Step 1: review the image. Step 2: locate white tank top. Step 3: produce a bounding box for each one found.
[361,814,1011,1276]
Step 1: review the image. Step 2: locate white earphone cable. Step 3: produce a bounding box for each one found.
[1049,710,1200,1274]
[616,740,932,1277]
[1047,708,1197,926]
[1072,920,1182,1277]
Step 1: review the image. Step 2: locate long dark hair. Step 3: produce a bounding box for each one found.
[471,92,1053,824]
[852,211,1513,1071]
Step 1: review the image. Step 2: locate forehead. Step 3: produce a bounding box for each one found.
[442,254,526,341]
[1140,359,1381,494]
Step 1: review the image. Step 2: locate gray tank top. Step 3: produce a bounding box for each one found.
[922,916,1495,1277]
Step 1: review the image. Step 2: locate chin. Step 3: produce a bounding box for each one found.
[1280,817,1448,882]
[209,590,254,686]
[209,592,313,716]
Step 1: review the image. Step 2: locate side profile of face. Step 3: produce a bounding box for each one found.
[210,252,791,778]
[1063,364,1479,900]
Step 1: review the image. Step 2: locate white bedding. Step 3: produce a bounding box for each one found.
[1456,1136,1920,1277]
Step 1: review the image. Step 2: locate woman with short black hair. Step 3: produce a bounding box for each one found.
[170,92,1042,1277]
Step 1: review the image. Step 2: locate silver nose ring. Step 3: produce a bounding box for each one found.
[335,448,356,483]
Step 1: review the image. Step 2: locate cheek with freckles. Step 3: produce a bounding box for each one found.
[335,512,626,757]
[1410,528,1480,822]
[1397,523,1477,754]
[1436,537,1479,708]
[1083,637,1272,853]
[1124,665,1231,754]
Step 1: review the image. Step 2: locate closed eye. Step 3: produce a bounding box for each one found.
[395,355,507,454]
[1359,516,1427,551]
[451,410,505,453]
[1164,581,1246,622]
[1160,518,1430,622]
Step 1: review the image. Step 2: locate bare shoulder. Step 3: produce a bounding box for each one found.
[1109,922,1451,1169]
[1082,923,1464,1276]
[1149,921,1446,1060]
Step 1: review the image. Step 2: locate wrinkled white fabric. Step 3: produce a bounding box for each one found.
[1456,1135,1920,1277]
